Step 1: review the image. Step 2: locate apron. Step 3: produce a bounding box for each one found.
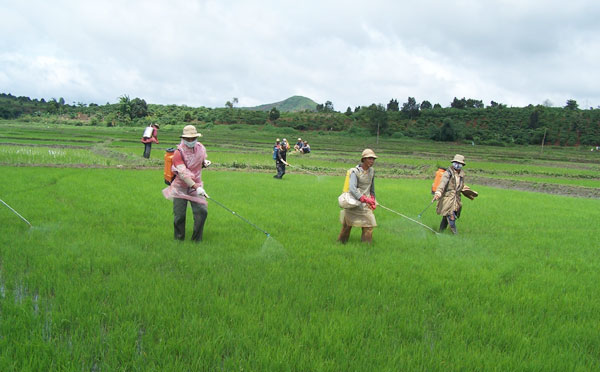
[162,141,207,205]
[340,166,377,227]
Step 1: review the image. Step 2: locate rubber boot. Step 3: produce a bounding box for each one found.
[448,216,457,235]
[361,227,373,243]
[338,223,352,244]
[439,216,448,232]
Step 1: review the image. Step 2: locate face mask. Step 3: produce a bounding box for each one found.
[452,162,463,170]
[184,139,197,148]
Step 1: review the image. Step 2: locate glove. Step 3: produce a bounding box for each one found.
[203,160,211,168]
[365,196,376,210]
[359,195,369,203]
[368,196,377,210]
[194,186,208,198]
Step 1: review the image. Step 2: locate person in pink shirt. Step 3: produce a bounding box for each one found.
[162,125,211,242]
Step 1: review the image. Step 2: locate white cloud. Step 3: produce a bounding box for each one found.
[1,0,599,109]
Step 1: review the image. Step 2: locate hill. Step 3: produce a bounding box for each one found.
[242,95,318,112]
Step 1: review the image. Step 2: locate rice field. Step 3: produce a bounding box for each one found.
[1,122,600,371]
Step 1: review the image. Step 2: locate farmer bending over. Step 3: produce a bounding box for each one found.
[338,149,378,244]
[162,125,211,242]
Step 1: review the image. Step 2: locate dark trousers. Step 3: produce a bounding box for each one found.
[439,212,458,234]
[275,163,286,178]
[173,198,208,241]
[143,142,152,158]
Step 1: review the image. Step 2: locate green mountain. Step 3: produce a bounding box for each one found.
[242,95,318,112]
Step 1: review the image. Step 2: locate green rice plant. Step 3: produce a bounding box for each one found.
[1,165,600,371]
[0,146,113,166]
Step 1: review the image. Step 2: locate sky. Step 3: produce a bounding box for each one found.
[1,0,599,110]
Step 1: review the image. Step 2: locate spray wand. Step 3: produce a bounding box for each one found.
[0,198,32,228]
[378,203,438,235]
[206,195,271,237]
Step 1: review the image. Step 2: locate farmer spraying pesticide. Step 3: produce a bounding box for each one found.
[433,154,478,234]
[141,123,159,158]
[162,125,211,242]
[337,149,378,244]
[273,138,289,179]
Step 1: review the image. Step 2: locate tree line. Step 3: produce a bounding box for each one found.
[1,92,599,146]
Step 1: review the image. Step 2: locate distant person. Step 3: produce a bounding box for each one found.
[162,125,211,242]
[273,138,280,168]
[282,138,290,151]
[141,123,159,158]
[338,149,378,244]
[274,139,289,179]
[301,141,311,154]
[294,138,303,152]
[433,154,477,234]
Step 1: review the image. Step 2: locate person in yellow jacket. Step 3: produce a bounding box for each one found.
[338,149,378,243]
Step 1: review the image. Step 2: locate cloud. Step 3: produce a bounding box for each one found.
[1,0,599,109]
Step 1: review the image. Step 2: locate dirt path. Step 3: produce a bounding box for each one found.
[468,176,600,199]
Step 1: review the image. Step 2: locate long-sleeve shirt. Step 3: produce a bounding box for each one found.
[348,166,375,200]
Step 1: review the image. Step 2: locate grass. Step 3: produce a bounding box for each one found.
[1,165,600,371]
[1,121,600,370]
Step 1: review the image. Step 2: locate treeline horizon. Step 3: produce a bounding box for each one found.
[1,92,599,147]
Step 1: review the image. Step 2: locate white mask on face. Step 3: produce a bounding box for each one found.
[452,162,463,170]
[184,139,197,148]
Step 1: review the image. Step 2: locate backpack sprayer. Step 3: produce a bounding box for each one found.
[1,198,32,228]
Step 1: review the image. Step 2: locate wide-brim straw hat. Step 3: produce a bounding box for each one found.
[361,148,378,159]
[451,154,465,165]
[180,125,202,138]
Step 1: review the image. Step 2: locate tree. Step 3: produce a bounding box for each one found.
[565,99,579,110]
[119,95,131,119]
[225,97,239,109]
[528,108,540,129]
[451,97,465,109]
[269,107,280,121]
[365,104,388,137]
[401,97,419,119]
[345,107,353,116]
[316,100,334,113]
[466,98,484,108]
[420,100,432,110]
[431,120,458,142]
[387,99,399,111]
[48,98,60,114]
[130,97,148,118]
